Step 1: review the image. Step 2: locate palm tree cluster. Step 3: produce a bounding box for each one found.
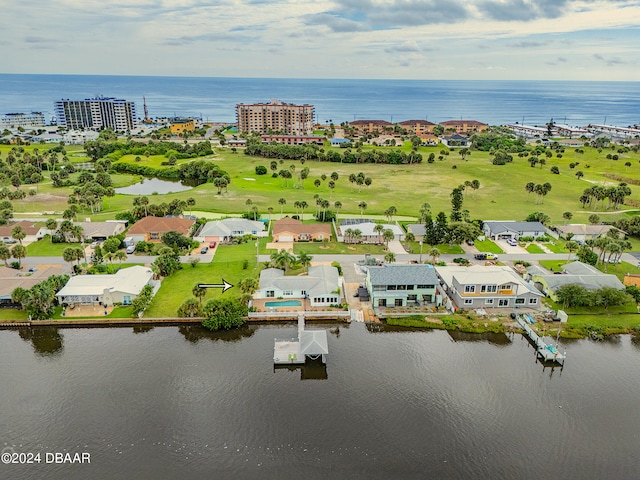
[579,183,631,211]
[269,249,313,272]
[524,182,552,204]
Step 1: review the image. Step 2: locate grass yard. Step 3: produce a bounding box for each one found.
[27,237,75,256]
[543,240,567,254]
[596,261,640,280]
[539,259,570,271]
[144,242,260,318]
[0,309,29,321]
[291,241,386,255]
[404,241,464,255]
[474,239,504,254]
[525,243,546,254]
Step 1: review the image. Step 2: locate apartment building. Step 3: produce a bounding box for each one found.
[1,112,45,129]
[55,97,137,131]
[236,99,314,135]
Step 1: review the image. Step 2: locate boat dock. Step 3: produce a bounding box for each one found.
[273,312,328,365]
[515,315,566,365]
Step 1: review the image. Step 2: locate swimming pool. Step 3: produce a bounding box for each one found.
[265,300,302,307]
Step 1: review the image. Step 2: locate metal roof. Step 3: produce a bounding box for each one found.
[368,264,438,286]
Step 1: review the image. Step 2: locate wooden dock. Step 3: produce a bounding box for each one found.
[516,315,566,365]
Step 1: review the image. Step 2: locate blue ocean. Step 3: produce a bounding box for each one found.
[0,74,638,127]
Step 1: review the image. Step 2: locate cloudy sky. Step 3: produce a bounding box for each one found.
[1,0,639,80]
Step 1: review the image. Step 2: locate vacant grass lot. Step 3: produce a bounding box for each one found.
[144,242,260,318]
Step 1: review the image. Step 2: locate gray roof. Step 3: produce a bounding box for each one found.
[75,221,126,238]
[300,330,329,355]
[533,262,624,291]
[368,264,438,286]
[484,221,546,235]
[199,218,265,237]
[258,265,339,298]
[555,224,617,237]
[526,265,550,276]
[57,266,153,297]
[406,224,426,236]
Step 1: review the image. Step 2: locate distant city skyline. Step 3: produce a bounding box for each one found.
[1,0,639,81]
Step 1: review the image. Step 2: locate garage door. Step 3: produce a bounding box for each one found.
[278,235,294,242]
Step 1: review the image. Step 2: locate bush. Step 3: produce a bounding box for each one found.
[453,257,469,265]
[331,261,342,275]
[255,165,267,175]
[201,298,248,331]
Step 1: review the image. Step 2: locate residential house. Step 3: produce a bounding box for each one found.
[406,224,426,241]
[436,265,544,310]
[254,265,341,307]
[56,266,154,307]
[366,264,441,310]
[555,224,621,243]
[439,120,488,134]
[127,216,195,243]
[527,261,624,301]
[272,217,331,243]
[0,220,46,244]
[339,219,404,243]
[196,218,267,243]
[0,265,63,306]
[440,133,472,148]
[74,221,128,242]
[483,221,548,241]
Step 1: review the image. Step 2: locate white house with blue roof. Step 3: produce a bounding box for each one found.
[482,221,549,241]
[365,264,441,310]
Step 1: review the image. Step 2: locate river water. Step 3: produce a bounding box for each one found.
[1,323,640,479]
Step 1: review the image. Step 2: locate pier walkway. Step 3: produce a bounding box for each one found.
[516,315,566,364]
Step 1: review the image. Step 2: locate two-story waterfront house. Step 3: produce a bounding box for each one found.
[436,265,543,311]
[365,264,441,310]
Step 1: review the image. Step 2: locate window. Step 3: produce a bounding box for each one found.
[481,285,497,293]
[394,299,403,307]
[499,284,511,291]
[378,299,387,307]
[396,285,406,291]
[266,290,275,298]
[515,298,525,305]
[283,290,293,296]
[374,285,385,291]
[529,298,538,304]
[485,299,494,305]
[407,285,414,290]
[464,299,473,305]
[417,284,435,289]
[123,295,132,305]
[498,299,509,307]
[464,285,475,293]
[387,285,397,290]
[301,290,307,296]
[408,294,417,301]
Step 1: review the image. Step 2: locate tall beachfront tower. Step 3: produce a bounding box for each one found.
[54,97,137,131]
[236,99,314,135]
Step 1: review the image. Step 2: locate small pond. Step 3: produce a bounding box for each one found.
[115,177,193,195]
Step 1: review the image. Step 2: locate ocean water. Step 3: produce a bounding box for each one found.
[0,74,639,127]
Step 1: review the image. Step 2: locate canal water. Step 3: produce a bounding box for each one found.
[1,324,639,479]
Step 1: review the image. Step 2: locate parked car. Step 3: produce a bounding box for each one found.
[209,241,217,249]
[2,237,17,244]
[474,253,498,260]
[126,245,135,254]
[466,239,475,246]
[507,239,518,247]
[200,246,209,254]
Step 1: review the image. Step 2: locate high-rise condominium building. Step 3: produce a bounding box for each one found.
[54,97,137,131]
[0,112,45,129]
[236,99,315,135]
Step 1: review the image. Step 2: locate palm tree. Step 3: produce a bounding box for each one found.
[374,223,384,244]
[384,252,396,263]
[270,249,295,271]
[46,218,58,242]
[11,225,26,245]
[245,198,253,216]
[297,251,313,272]
[267,207,274,222]
[114,250,127,269]
[334,201,342,220]
[299,200,308,221]
[429,247,441,264]
[565,240,579,260]
[562,211,573,224]
[192,284,207,306]
[344,228,353,244]
[358,201,367,217]
[11,244,26,268]
[352,229,363,244]
[278,198,286,217]
[238,277,258,296]
[0,243,11,266]
[382,229,395,249]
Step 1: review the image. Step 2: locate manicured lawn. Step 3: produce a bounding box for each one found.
[27,237,73,256]
[525,243,546,254]
[543,240,567,254]
[292,241,386,255]
[539,259,570,271]
[144,242,260,318]
[404,241,464,255]
[0,309,29,321]
[565,313,640,331]
[474,239,504,254]
[596,261,640,281]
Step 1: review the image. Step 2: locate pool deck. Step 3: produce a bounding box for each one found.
[251,298,342,313]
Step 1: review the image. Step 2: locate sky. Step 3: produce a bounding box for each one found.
[1,0,639,80]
